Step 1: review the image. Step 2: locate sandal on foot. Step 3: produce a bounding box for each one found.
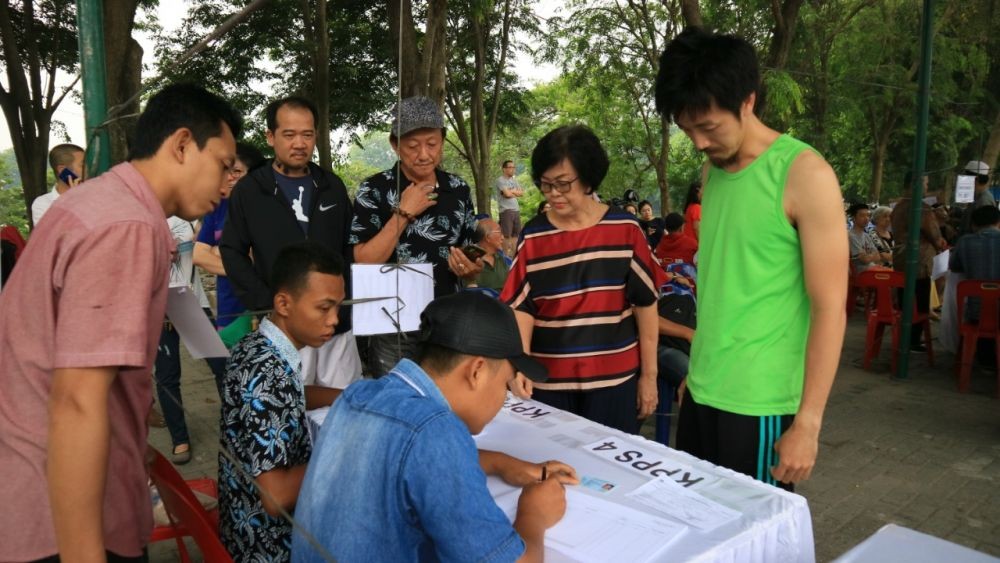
[172,444,191,465]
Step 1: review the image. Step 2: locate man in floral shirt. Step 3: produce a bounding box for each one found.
[351,96,481,376]
[218,242,346,562]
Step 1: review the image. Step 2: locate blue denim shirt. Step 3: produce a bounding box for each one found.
[292,359,524,563]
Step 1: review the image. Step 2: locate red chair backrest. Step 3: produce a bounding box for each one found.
[148,449,234,562]
[855,270,903,320]
[956,280,1000,334]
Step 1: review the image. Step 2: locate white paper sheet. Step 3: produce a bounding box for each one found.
[165,286,229,358]
[955,175,976,204]
[932,249,950,280]
[493,488,685,563]
[350,263,434,336]
[627,475,742,532]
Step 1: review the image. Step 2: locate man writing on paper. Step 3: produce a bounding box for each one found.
[0,84,240,562]
[293,292,578,562]
[655,27,847,490]
[221,96,360,408]
[351,96,482,376]
[219,242,346,562]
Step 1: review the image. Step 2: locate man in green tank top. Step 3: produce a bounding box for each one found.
[654,27,848,490]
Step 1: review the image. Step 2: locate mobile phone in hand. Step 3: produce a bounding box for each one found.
[58,168,78,184]
[462,244,487,262]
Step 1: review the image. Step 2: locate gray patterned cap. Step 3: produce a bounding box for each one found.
[390,96,445,138]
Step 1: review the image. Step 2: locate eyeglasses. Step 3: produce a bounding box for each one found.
[537,177,577,193]
[228,167,247,178]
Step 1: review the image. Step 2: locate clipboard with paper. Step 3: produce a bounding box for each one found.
[351,263,434,336]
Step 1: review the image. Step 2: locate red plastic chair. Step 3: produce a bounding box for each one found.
[857,271,934,372]
[955,280,1000,396]
[148,448,232,563]
[846,262,876,318]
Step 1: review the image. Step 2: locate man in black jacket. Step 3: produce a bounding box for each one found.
[221,96,360,406]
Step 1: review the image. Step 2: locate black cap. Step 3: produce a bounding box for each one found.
[418,292,548,382]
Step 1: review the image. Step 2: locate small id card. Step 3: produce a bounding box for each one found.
[580,476,617,494]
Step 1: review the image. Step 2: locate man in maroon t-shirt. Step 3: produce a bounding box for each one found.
[0,84,241,562]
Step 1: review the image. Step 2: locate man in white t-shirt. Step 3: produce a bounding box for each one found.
[31,144,85,227]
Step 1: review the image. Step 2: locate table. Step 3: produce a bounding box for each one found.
[307,395,814,563]
[833,524,999,563]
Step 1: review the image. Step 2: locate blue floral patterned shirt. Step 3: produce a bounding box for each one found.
[219,318,310,562]
[350,163,477,297]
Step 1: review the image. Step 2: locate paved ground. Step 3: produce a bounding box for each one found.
[149,315,1000,562]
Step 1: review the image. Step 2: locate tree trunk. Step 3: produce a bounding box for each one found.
[390,0,447,106]
[304,0,332,169]
[869,133,890,204]
[0,0,62,228]
[657,116,670,214]
[102,0,141,164]
[983,106,1000,173]
[758,0,805,120]
[676,0,702,27]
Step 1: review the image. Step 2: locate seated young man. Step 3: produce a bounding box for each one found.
[654,212,698,266]
[292,292,579,563]
[219,242,346,562]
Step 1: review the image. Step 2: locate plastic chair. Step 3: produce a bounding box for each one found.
[148,448,232,563]
[857,271,934,372]
[955,280,1000,396]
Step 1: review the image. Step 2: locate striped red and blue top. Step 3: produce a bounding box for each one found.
[501,207,665,391]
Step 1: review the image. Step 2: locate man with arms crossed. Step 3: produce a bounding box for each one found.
[293,292,577,562]
[655,27,847,489]
[0,83,240,562]
[497,159,524,256]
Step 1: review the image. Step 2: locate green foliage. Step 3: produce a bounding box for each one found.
[154,0,395,145]
[0,151,29,234]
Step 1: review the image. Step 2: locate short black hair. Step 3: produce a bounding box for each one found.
[48,143,84,173]
[270,242,344,296]
[266,96,318,132]
[638,200,653,212]
[655,27,760,122]
[502,160,513,168]
[128,83,242,160]
[236,142,266,171]
[971,205,1000,229]
[531,125,609,193]
[663,212,685,232]
[847,202,870,217]
[415,343,501,376]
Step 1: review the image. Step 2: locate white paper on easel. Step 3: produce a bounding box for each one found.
[955,175,976,203]
[932,249,950,280]
[165,286,229,358]
[351,263,434,336]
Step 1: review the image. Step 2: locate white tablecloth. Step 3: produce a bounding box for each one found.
[833,524,998,563]
[308,396,815,563]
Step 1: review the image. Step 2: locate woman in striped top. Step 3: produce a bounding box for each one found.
[500,125,665,433]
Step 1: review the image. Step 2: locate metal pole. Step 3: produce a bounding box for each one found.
[76,0,111,176]
[897,0,934,379]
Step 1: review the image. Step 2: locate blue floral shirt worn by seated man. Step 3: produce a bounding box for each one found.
[219,318,311,562]
[291,358,524,563]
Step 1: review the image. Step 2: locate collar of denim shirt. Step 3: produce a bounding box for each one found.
[388,358,452,410]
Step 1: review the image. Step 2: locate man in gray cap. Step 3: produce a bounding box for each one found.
[960,160,996,235]
[351,96,482,376]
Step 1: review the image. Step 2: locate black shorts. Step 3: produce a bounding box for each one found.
[676,390,795,491]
